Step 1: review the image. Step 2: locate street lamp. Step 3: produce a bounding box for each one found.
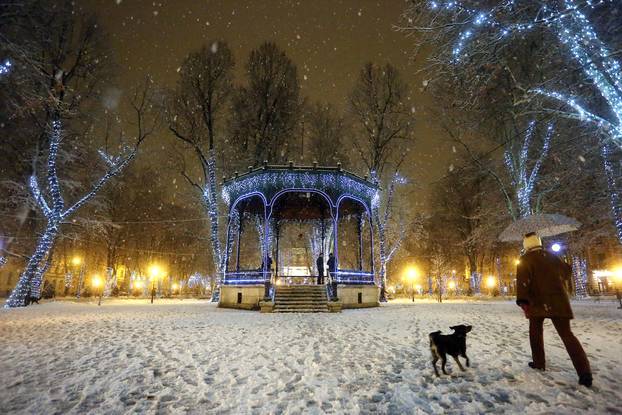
[448,280,456,294]
[149,264,163,304]
[404,266,418,302]
[486,275,496,296]
[92,274,103,306]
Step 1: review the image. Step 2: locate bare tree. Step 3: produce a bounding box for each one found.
[306,102,346,165]
[5,79,159,308]
[167,41,234,298]
[349,62,415,300]
[229,42,302,166]
[0,0,112,268]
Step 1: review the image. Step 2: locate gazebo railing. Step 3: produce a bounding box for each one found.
[223,270,267,285]
[333,270,375,284]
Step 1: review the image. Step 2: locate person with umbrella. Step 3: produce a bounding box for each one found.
[516,232,593,387]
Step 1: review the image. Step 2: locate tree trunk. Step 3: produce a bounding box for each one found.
[5,224,58,307]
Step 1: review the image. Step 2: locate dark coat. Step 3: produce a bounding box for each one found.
[316,256,324,276]
[327,256,336,273]
[517,247,574,319]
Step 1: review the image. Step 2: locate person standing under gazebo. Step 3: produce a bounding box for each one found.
[316,253,325,285]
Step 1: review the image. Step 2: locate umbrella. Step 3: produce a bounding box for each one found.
[499,213,581,242]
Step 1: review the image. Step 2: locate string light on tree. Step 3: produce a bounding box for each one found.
[504,121,554,218]
[5,120,138,308]
[0,59,11,75]
[427,0,622,147]
[601,143,622,244]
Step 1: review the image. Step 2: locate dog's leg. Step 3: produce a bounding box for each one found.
[453,356,466,371]
[441,353,449,375]
[432,356,440,377]
[462,352,470,367]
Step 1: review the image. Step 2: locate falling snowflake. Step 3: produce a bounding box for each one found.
[211,42,218,53]
[448,164,454,172]
[578,155,586,163]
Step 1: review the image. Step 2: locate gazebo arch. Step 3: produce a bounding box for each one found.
[219,163,380,310]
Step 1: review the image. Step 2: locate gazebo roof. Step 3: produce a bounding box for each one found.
[221,162,379,209]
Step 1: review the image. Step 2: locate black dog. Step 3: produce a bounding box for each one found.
[429,325,472,377]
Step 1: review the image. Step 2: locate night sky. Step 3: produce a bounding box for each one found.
[84,0,451,204]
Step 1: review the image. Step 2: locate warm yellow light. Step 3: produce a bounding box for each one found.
[614,267,622,283]
[415,284,422,291]
[448,281,456,290]
[404,266,418,281]
[514,259,520,266]
[149,264,163,280]
[72,256,82,266]
[134,281,143,289]
[172,283,179,291]
[91,275,102,288]
[486,275,496,288]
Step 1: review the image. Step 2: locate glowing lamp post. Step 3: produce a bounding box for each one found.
[404,266,418,302]
[448,280,456,295]
[486,275,496,297]
[149,264,163,304]
[92,275,103,306]
[551,243,561,253]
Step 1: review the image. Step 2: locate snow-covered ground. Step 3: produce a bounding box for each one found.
[0,299,620,414]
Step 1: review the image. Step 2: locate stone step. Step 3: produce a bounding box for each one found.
[271,285,331,313]
[274,301,327,306]
[275,294,327,298]
[273,309,329,313]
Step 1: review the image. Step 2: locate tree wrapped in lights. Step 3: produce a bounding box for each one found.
[5,121,136,307]
[503,121,554,218]
[601,142,622,243]
[372,171,408,301]
[168,42,234,300]
[407,1,622,232]
[571,255,589,297]
[4,120,145,308]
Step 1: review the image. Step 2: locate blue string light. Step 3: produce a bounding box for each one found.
[5,120,137,308]
[0,59,11,76]
[427,0,622,146]
[601,143,622,242]
[504,121,554,218]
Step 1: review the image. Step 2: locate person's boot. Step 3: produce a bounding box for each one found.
[578,373,593,387]
[528,362,545,371]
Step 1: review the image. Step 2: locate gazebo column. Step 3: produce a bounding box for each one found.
[263,207,271,299]
[235,210,243,272]
[274,221,280,280]
[357,213,363,271]
[331,205,339,298]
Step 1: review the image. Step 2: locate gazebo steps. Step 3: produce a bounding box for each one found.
[273,285,329,313]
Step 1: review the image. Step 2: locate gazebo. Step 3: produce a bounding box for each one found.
[218,162,380,310]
